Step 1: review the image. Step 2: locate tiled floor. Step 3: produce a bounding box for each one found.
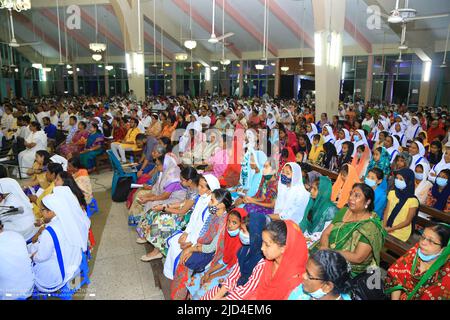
[83,172,165,300]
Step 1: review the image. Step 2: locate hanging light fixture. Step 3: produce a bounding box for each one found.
[32,63,43,69]
[68,70,73,75]
[441,23,449,68]
[89,5,106,54]
[175,53,188,61]
[184,0,198,49]
[281,66,289,72]
[66,64,72,69]
[255,64,264,70]
[0,0,31,12]
[92,53,102,61]
[105,65,114,71]
[211,66,219,71]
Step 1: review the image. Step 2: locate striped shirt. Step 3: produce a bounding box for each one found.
[201,259,266,300]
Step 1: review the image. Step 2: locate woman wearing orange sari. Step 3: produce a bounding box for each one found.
[351,144,371,179]
[248,220,308,300]
[331,164,361,209]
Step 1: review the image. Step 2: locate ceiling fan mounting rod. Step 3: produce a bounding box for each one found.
[8,8,15,41]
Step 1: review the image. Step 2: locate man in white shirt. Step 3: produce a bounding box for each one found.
[197,108,211,129]
[49,107,59,127]
[0,105,15,135]
[34,105,49,127]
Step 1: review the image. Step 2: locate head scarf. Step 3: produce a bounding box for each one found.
[410,140,428,171]
[335,128,350,155]
[386,168,417,228]
[351,143,371,179]
[337,141,354,169]
[300,176,337,234]
[247,150,268,197]
[308,134,325,163]
[219,208,248,268]
[322,124,336,144]
[366,147,391,178]
[279,147,296,174]
[0,178,33,211]
[266,112,277,130]
[405,116,421,142]
[41,194,86,252]
[373,178,388,219]
[352,129,369,157]
[275,162,311,224]
[251,221,308,300]
[386,135,401,163]
[237,212,266,286]
[203,174,221,192]
[331,164,361,209]
[52,186,90,252]
[306,123,318,144]
[430,172,450,211]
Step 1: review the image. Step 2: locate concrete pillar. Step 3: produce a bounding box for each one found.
[274,58,280,98]
[312,0,346,119]
[73,64,79,96]
[104,67,110,97]
[419,61,432,107]
[365,55,374,103]
[239,60,244,97]
[171,62,177,96]
[112,0,145,101]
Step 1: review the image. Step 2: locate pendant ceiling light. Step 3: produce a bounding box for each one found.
[90,4,106,58]
[184,0,197,49]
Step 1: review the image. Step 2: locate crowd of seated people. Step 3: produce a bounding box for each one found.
[0,94,449,300]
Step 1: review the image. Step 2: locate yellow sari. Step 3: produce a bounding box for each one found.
[33,182,55,219]
[308,134,325,163]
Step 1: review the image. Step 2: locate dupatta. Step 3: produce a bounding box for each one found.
[331,164,361,209]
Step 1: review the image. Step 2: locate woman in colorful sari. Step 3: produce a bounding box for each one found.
[68,156,93,205]
[22,150,52,192]
[171,189,233,300]
[351,144,371,179]
[365,147,391,178]
[201,213,266,300]
[414,163,433,204]
[239,157,278,216]
[58,121,89,159]
[300,176,338,248]
[318,183,386,277]
[187,208,247,300]
[385,223,449,300]
[337,141,354,171]
[163,174,221,280]
[136,166,199,261]
[130,156,186,226]
[237,130,257,192]
[383,168,419,242]
[331,164,361,209]
[289,250,352,300]
[270,162,310,224]
[308,134,325,165]
[364,167,388,220]
[236,149,267,200]
[202,134,229,178]
[79,123,104,170]
[247,220,308,300]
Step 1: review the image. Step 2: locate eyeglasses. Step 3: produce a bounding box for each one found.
[419,235,442,246]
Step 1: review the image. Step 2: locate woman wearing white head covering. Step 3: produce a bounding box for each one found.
[371,119,389,142]
[390,122,406,147]
[271,162,310,224]
[335,128,350,155]
[0,225,34,300]
[413,162,433,204]
[409,140,429,171]
[0,178,37,242]
[385,135,401,164]
[306,123,318,144]
[322,124,336,144]
[266,111,277,130]
[29,194,83,292]
[163,174,220,280]
[352,129,370,157]
[404,116,421,144]
[52,186,90,252]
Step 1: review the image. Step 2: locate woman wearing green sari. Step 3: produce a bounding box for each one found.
[299,176,338,248]
[317,183,386,277]
[79,123,105,170]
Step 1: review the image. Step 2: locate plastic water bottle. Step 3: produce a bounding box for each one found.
[130,156,134,164]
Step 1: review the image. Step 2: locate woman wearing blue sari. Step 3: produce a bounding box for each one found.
[79,123,104,170]
[365,167,388,220]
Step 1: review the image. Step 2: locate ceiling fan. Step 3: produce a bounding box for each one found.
[387,0,449,24]
[0,8,41,48]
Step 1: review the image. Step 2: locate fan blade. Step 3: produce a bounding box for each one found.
[406,14,449,22]
[17,42,41,47]
[216,32,234,42]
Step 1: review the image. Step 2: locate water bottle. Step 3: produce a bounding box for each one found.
[130,156,134,164]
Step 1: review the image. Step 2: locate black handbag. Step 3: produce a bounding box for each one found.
[350,267,387,300]
[112,176,133,202]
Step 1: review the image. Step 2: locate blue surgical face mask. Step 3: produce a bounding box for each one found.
[436,177,448,187]
[280,174,292,185]
[395,178,407,190]
[417,248,441,262]
[227,228,240,237]
[353,135,360,142]
[415,172,424,181]
[364,178,377,188]
[307,288,328,300]
[239,230,250,245]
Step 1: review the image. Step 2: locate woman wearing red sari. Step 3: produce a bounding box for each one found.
[248,220,308,300]
[58,121,89,159]
[385,223,449,300]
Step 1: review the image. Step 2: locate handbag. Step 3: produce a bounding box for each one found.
[350,267,387,300]
[185,251,215,273]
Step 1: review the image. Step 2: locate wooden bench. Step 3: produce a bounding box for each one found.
[308,163,449,265]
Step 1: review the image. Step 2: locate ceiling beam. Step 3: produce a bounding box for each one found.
[79,7,124,51]
[171,0,242,59]
[39,8,92,53]
[258,0,314,49]
[215,0,278,57]
[12,12,67,58]
[344,18,373,53]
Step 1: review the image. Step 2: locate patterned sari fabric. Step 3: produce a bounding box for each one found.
[385,243,450,300]
[58,129,89,159]
[79,132,104,169]
[138,189,198,256]
[171,210,228,300]
[243,176,278,215]
[314,207,386,277]
[365,147,391,178]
